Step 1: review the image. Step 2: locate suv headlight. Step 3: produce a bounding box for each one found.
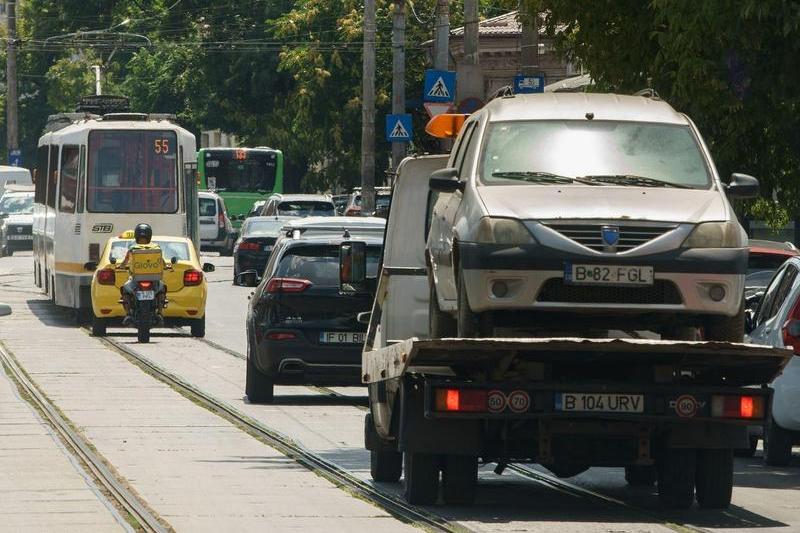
[475,217,535,245]
[683,221,745,248]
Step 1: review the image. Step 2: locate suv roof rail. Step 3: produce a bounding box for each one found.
[633,88,661,99]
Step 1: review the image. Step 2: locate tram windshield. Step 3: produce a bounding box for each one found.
[87,130,179,213]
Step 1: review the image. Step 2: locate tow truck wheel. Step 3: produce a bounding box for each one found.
[371,450,403,482]
[657,449,696,509]
[91,315,107,337]
[765,417,793,466]
[429,281,456,338]
[245,347,274,404]
[624,465,656,486]
[703,306,745,342]
[403,452,439,505]
[695,449,733,509]
[442,455,478,505]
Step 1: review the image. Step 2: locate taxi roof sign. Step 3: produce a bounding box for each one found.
[425,113,468,139]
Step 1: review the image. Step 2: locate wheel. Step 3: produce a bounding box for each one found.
[765,417,794,466]
[456,266,492,338]
[441,455,478,505]
[137,326,150,343]
[91,315,107,337]
[428,279,456,338]
[4,248,12,257]
[695,449,733,509]
[735,435,759,458]
[220,239,234,257]
[657,449,696,509]
[190,317,206,338]
[371,450,403,482]
[245,344,274,404]
[403,452,439,504]
[625,465,656,486]
[703,306,744,342]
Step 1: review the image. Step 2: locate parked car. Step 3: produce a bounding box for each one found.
[332,194,350,215]
[198,191,235,256]
[0,165,32,197]
[425,92,759,341]
[233,216,293,283]
[260,194,336,218]
[0,187,34,256]
[746,239,799,298]
[344,187,392,216]
[746,255,800,465]
[243,231,382,403]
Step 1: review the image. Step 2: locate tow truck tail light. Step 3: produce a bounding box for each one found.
[97,269,116,285]
[266,278,312,293]
[782,296,800,353]
[434,388,487,412]
[711,395,764,419]
[183,269,203,286]
[238,241,260,251]
[137,280,153,290]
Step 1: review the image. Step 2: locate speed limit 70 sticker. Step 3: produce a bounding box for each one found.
[485,390,531,413]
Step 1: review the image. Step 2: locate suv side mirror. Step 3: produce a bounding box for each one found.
[429,168,463,193]
[340,241,367,293]
[236,270,260,287]
[0,303,11,317]
[727,173,759,199]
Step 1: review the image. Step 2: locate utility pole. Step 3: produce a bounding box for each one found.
[6,1,19,166]
[520,6,540,77]
[433,0,450,71]
[390,0,406,175]
[92,65,102,95]
[360,0,376,215]
[458,0,483,103]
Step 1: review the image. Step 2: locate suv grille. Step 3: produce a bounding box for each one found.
[537,279,682,305]
[544,223,677,252]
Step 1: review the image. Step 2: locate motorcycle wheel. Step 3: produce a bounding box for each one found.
[137,326,150,343]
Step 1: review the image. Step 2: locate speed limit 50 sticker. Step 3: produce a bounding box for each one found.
[484,389,531,413]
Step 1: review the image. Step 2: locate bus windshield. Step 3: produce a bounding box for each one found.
[203,150,278,193]
[87,130,178,213]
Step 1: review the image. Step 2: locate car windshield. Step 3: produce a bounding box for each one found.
[109,240,191,263]
[243,219,285,237]
[747,253,794,275]
[0,194,33,214]
[746,270,778,289]
[480,120,710,188]
[276,244,380,286]
[278,201,335,217]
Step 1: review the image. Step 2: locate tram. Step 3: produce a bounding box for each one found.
[33,109,197,313]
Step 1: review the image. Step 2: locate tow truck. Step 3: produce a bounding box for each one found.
[339,152,791,509]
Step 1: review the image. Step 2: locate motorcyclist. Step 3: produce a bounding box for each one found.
[119,223,161,269]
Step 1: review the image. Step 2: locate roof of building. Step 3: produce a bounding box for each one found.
[450,11,544,38]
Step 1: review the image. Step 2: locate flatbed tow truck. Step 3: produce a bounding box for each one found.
[340,155,792,509]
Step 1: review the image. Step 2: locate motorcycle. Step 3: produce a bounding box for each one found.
[116,247,172,343]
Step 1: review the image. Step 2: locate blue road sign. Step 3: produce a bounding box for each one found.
[386,114,412,143]
[514,74,545,94]
[423,70,456,103]
[8,150,22,167]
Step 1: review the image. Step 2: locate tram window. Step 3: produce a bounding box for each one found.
[77,146,86,213]
[59,145,80,213]
[35,145,49,204]
[47,145,59,208]
[87,130,178,214]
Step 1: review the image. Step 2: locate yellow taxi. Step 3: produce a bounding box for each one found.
[90,232,214,338]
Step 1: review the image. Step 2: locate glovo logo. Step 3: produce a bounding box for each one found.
[133,258,161,271]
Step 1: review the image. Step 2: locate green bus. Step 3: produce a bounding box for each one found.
[197,147,284,227]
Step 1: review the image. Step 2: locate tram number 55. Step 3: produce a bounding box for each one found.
[154,139,170,154]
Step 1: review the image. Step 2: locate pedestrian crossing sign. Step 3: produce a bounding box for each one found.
[386,114,412,142]
[423,69,456,103]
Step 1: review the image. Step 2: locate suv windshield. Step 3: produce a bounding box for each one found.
[276,244,380,286]
[480,120,710,189]
[278,201,335,217]
[0,194,33,215]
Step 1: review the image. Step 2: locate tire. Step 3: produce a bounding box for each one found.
[403,452,439,505]
[765,417,794,466]
[91,315,107,337]
[625,465,656,486]
[190,317,206,338]
[429,280,456,338]
[735,435,759,458]
[703,305,745,342]
[137,326,150,343]
[657,449,696,509]
[371,450,403,483]
[695,449,733,509]
[245,343,274,404]
[5,249,12,257]
[442,455,478,505]
[456,266,491,338]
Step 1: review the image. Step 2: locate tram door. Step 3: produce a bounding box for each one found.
[184,162,199,252]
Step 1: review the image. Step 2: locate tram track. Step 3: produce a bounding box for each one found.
[0,342,168,533]
[96,332,467,533]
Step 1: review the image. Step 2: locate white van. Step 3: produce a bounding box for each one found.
[0,166,32,197]
[198,191,235,255]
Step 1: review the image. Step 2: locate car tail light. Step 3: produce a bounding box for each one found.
[782,296,800,353]
[266,278,312,293]
[434,388,487,413]
[238,241,260,251]
[345,206,361,216]
[97,269,116,285]
[218,211,225,228]
[183,269,203,286]
[711,395,765,419]
[267,332,296,341]
[137,280,153,290]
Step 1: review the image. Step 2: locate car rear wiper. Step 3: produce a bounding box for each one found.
[491,171,603,185]
[578,174,693,189]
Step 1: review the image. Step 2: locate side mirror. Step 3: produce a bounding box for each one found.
[236,270,260,287]
[202,262,216,273]
[339,240,367,293]
[84,261,98,271]
[170,256,178,265]
[429,167,463,193]
[726,173,759,199]
[0,303,11,317]
[357,311,371,325]
[109,256,117,265]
